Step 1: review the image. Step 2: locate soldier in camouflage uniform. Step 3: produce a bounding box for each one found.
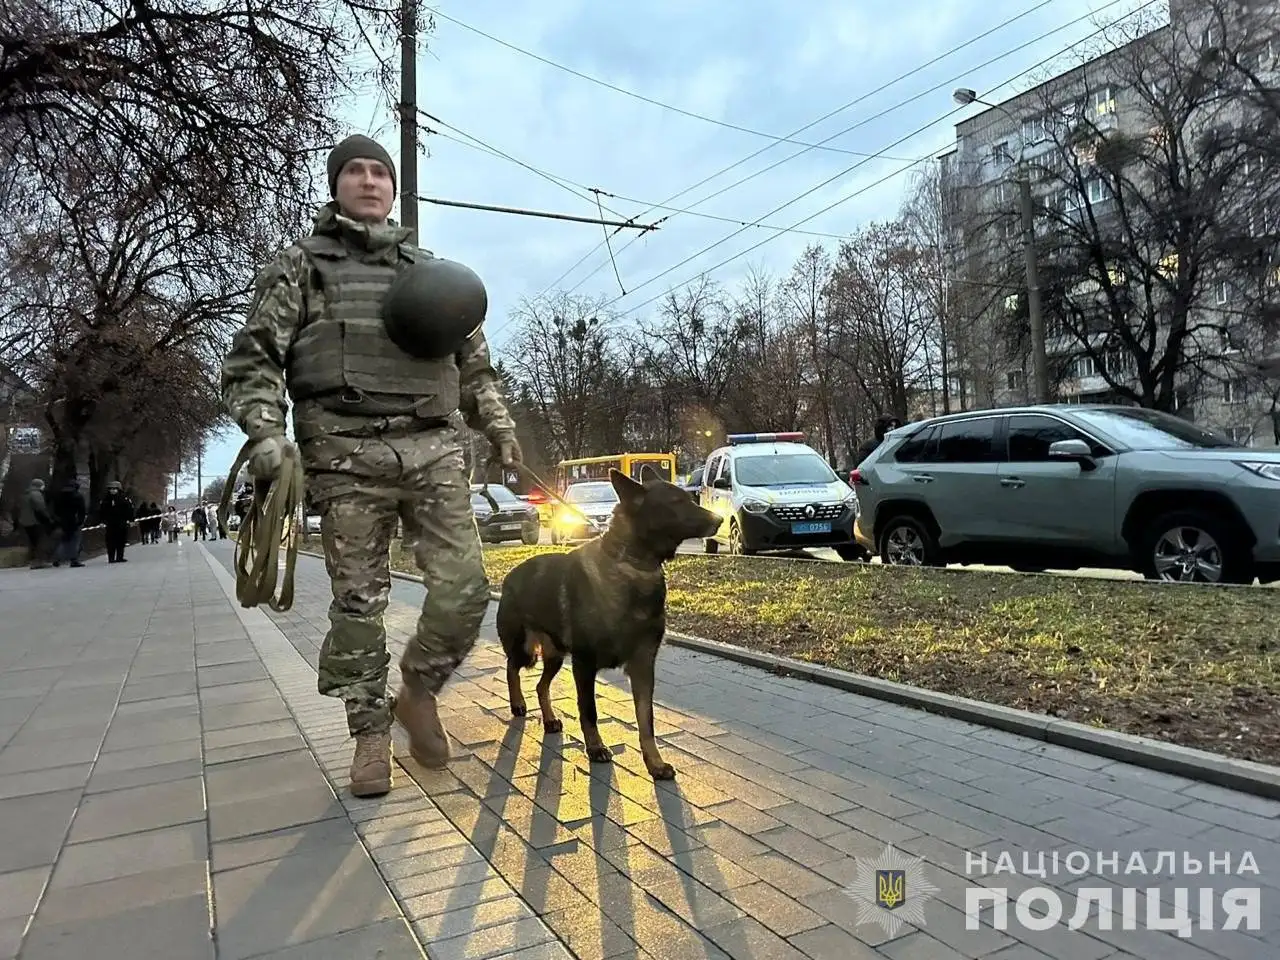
[220,134,521,797]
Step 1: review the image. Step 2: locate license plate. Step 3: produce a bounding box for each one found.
[791,521,831,535]
[501,523,522,531]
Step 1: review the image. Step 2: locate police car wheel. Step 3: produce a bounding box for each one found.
[728,521,754,555]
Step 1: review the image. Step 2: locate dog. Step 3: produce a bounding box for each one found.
[495,465,720,779]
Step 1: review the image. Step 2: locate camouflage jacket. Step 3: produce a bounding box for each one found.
[220,202,516,443]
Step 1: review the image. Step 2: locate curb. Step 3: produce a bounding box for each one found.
[649,628,1280,802]
[295,548,1280,801]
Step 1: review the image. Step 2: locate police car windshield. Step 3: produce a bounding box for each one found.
[565,482,618,503]
[735,453,836,486]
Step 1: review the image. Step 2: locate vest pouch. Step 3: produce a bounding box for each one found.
[285,236,461,418]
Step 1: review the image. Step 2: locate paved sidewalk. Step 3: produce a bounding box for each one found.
[1,543,1276,960]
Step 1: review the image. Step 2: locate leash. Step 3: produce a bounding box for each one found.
[217,439,305,612]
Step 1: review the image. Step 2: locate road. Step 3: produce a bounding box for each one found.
[521,529,1154,581]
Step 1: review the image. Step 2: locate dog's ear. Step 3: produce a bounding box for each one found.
[639,464,664,486]
[608,468,645,506]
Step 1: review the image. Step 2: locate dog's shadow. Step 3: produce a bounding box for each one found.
[508,662,740,953]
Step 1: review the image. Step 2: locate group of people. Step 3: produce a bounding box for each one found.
[16,477,224,568]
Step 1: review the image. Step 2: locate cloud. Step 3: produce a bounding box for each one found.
[199,0,1138,489]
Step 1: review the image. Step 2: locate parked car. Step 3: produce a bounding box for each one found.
[678,464,705,500]
[550,481,617,545]
[470,484,540,545]
[699,432,865,560]
[852,404,1280,585]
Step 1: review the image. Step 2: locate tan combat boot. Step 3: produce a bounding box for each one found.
[392,685,450,769]
[349,731,392,797]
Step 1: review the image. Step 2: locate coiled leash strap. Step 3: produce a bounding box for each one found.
[217,439,306,612]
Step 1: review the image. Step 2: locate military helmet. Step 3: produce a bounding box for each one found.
[381,257,488,360]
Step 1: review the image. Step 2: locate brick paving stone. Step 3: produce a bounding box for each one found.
[208,544,1280,959]
[6,539,1275,959]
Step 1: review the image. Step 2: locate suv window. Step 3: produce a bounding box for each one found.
[935,417,999,462]
[1007,415,1108,460]
[1071,407,1241,449]
[892,425,937,462]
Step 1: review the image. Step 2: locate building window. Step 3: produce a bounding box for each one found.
[1021,116,1046,145]
[992,141,1011,162]
[1086,178,1108,204]
[1224,378,1248,403]
[1216,279,1229,305]
[1093,86,1116,116]
[1225,425,1253,445]
[1007,370,1026,392]
[1074,355,1098,378]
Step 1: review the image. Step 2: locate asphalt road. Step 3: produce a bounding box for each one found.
[519,529,1150,580]
[510,529,1280,586]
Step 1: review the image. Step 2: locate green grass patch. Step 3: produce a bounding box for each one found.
[398,544,1280,765]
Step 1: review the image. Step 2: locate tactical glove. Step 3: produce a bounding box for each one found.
[247,435,294,480]
[495,437,523,468]
[243,406,286,443]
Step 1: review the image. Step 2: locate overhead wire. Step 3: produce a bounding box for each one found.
[601,0,1162,320]
[528,0,1068,298]
[425,5,963,160]
[422,124,869,241]
[553,0,1137,303]
[480,0,1143,351]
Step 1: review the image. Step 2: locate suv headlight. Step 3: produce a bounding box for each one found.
[741,499,770,514]
[1237,461,1280,481]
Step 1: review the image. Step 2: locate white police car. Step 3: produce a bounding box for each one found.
[698,432,865,560]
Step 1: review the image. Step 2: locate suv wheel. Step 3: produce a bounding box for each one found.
[728,520,754,555]
[878,515,940,567]
[1141,509,1252,585]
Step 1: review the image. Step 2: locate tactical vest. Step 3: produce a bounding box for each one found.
[284,234,460,419]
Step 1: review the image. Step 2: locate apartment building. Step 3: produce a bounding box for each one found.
[940,0,1280,448]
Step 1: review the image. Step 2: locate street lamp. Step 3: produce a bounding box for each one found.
[953,88,1050,403]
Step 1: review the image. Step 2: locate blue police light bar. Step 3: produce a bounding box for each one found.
[727,432,806,445]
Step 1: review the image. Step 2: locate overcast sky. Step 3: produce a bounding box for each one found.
[195,0,1148,496]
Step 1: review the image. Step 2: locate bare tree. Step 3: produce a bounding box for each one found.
[1,0,403,233]
[826,220,937,423]
[1005,5,1280,410]
[505,293,619,460]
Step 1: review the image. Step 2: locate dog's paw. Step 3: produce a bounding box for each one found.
[586,745,613,763]
[510,703,527,718]
[542,717,563,734]
[647,762,677,780]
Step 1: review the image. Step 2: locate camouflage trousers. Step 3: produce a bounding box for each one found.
[300,422,490,737]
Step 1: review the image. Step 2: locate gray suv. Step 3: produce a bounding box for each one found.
[852,405,1280,585]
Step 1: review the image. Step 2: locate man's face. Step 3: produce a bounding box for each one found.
[335,157,395,223]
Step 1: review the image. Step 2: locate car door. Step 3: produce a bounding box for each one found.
[905,415,1004,545]
[700,453,730,539]
[994,413,1119,548]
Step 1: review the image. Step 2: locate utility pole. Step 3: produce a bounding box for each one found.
[399,0,419,242]
[1018,176,1050,403]
[952,88,1050,404]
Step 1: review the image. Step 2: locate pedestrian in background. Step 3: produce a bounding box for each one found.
[52,478,87,568]
[100,480,133,563]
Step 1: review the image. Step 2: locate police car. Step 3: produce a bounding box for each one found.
[698,432,865,560]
